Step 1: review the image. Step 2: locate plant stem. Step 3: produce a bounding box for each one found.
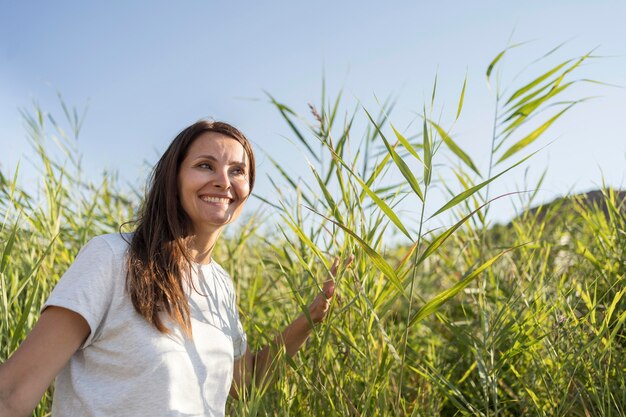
[397,185,428,411]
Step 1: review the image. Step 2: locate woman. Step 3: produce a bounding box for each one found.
[0,120,348,417]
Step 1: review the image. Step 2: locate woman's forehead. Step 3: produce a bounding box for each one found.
[187,132,248,164]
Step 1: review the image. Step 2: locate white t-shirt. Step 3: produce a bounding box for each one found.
[43,233,247,417]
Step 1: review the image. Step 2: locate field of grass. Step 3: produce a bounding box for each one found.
[1,46,624,416]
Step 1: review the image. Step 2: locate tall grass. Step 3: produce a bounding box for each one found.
[1,45,624,416]
[0,103,135,416]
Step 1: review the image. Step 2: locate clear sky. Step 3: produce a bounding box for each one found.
[2,1,625,227]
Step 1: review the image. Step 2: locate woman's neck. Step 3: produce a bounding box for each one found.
[187,230,221,264]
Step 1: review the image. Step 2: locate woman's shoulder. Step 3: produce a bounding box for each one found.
[82,233,133,259]
[208,261,230,279]
[206,261,236,289]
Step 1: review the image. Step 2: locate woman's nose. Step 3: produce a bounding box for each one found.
[212,169,230,188]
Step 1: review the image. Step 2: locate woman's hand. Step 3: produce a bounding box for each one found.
[308,254,354,324]
[230,254,354,398]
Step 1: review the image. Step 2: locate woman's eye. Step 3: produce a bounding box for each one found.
[198,163,213,170]
[231,168,245,176]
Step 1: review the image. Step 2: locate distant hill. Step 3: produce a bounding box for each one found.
[513,189,626,224]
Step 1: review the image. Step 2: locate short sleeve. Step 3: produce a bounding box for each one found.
[43,235,118,348]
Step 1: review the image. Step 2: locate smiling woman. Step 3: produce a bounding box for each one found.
[0,119,348,417]
[178,132,252,240]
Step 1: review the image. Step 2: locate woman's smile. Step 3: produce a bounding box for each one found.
[199,195,232,205]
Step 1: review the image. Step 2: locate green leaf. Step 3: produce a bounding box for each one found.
[409,249,511,327]
[431,74,438,109]
[417,210,475,266]
[504,78,555,116]
[505,60,571,105]
[486,42,526,86]
[335,152,413,240]
[308,162,344,224]
[497,105,573,164]
[328,89,343,129]
[363,152,393,194]
[306,206,407,299]
[423,116,432,188]
[391,124,423,163]
[456,73,467,120]
[364,108,424,202]
[429,120,480,177]
[281,214,327,266]
[1,219,19,274]
[502,80,573,132]
[10,233,58,305]
[314,124,411,239]
[266,92,319,162]
[505,51,590,119]
[418,192,514,265]
[608,302,626,346]
[265,155,316,208]
[486,50,506,84]
[431,152,536,218]
[10,279,40,351]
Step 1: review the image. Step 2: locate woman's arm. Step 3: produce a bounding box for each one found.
[231,255,353,398]
[0,306,90,417]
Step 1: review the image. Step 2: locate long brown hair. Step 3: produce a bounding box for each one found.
[126,120,255,336]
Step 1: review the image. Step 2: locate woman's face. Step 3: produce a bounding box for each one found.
[177,132,251,236]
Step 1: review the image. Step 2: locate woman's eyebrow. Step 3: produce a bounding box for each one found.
[194,155,247,166]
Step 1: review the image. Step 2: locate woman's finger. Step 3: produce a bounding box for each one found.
[330,254,354,277]
[330,257,340,276]
[344,254,355,269]
[322,279,335,299]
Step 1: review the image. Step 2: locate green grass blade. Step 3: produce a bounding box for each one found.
[486,42,526,86]
[266,92,320,162]
[10,233,58,305]
[1,219,19,274]
[265,154,317,208]
[322,144,411,240]
[364,108,424,202]
[391,125,423,163]
[10,279,40,351]
[305,206,407,298]
[608,308,626,346]
[504,78,556,116]
[456,73,467,120]
[253,192,284,211]
[497,105,573,164]
[328,89,343,130]
[428,120,480,177]
[503,52,590,122]
[280,214,327,267]
[409,249,511,327]
[300,114,412,244]
[431,74,438,109]
[363,151,392,193]
[502,80,573,129]
[423,116,432,188]
[487,50,506,85]
[419,193,514,264]
[308,161,344,224]
[431,153,535,218]
[505,60,571,105]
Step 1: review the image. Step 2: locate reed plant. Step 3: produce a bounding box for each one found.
[0,103,136,416]
[1,44,624,416]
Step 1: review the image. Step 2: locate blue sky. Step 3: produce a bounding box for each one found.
[2,1,625,226]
